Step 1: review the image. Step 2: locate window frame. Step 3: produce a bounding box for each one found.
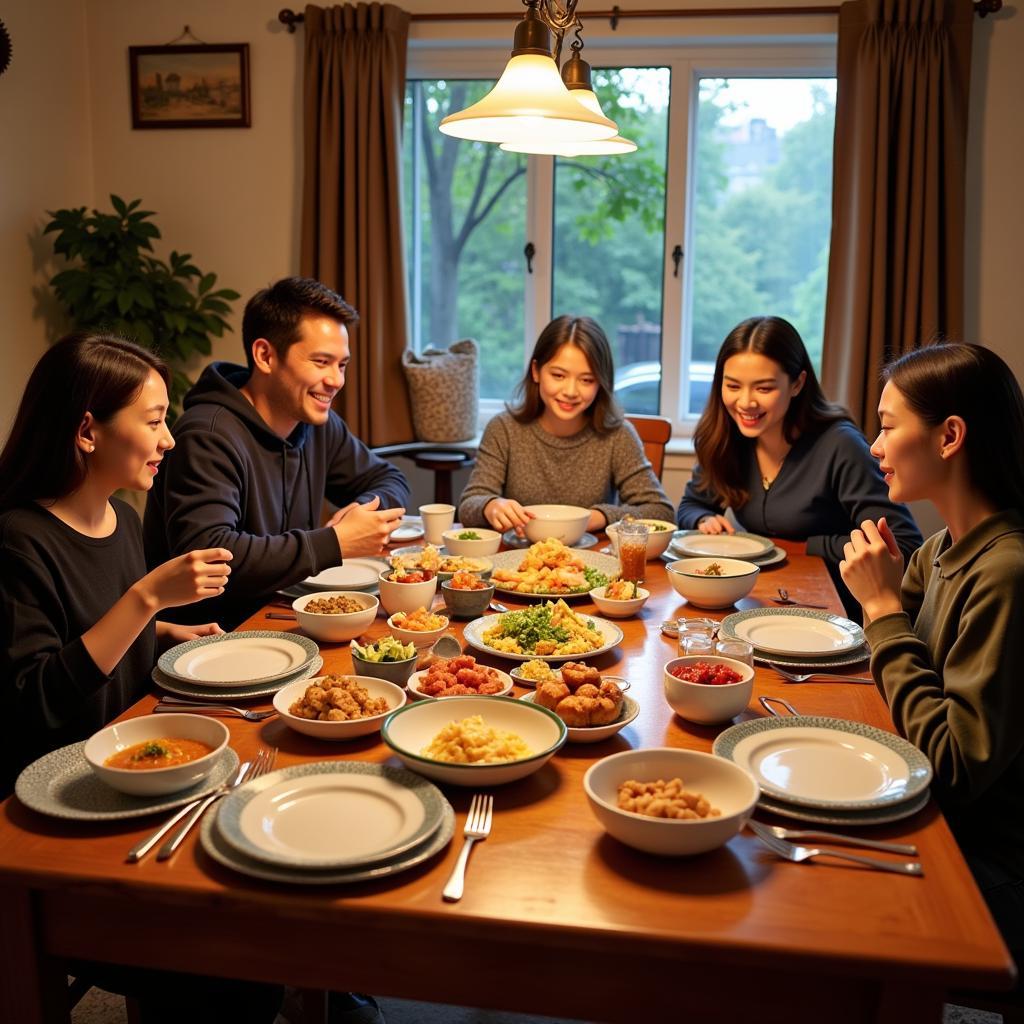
[405,39,836,437]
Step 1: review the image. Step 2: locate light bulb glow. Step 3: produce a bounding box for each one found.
[498,90,636,156]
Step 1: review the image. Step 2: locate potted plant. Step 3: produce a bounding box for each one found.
[44,194,239,417]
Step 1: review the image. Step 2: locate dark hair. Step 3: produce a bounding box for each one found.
[694,316,848,509]
[883,343,1024,514]
[0,332,169,510]
[242,277,359,370]
[509,315,622,434]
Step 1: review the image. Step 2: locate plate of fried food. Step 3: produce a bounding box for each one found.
[489,539,619,598]
[518,662,639,744]
[463,600,623,662]
[407,655,514,700]
[389,544,493,582]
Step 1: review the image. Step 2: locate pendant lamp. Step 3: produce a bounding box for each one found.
[438,1,617,146]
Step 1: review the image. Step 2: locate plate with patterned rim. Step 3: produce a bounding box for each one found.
[201,798,455,885]
[756,646,871,670]
[755,787,931,826]
[15,743,240,821]
[216,762,446,870]
[488,548,620,600]
[669,530,775,559]
[713,716,932,810]
[501,531,599,551]
[720,607,865,656]
[153,656,323,700]
[662,545,788,569]
[462,611,623,662]
[158,631,320,687]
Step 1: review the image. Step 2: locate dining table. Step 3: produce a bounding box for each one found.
[0,536,1014,1024]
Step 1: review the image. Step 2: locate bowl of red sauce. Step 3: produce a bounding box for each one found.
[663,656,755,725]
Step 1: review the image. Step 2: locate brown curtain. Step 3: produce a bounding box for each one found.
[821,0,974,429]
[301,3,414,445]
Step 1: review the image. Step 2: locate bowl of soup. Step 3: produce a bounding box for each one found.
[84,714,229,796]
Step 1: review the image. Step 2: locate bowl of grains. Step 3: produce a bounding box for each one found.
[273,674,407,740]
[583,748,759,855]
[292,591,379,643]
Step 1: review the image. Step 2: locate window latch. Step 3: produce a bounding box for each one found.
[672,244,683,278]
[524,242,535,274]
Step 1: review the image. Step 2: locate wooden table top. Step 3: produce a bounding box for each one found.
[0,538,1013,1024]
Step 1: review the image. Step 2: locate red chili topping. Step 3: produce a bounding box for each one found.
[669,661,743,686]
[391,570,433,583]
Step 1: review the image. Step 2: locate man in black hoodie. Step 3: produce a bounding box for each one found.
[144,277,409,629]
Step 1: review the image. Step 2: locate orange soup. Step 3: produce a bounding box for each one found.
[105,738,213,771]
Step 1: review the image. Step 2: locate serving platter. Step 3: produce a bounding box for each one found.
[489,548,620,600]
[15,743,240,822]
[153,656,323,701]
[158,631,320,687]
[462,612,623,662]
[714,716,932,811]
[720,607,865,656]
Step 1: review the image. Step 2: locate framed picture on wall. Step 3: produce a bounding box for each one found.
[129,44,251,129]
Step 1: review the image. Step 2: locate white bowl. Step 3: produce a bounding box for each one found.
[386,610,450,649]
[606,519,676,560]
[520,691,640,744]
[273,675,407,740]
[584,748,759,855]
[665,557,760,609]
[589,584,650,618]
[292,591,379,642]
[663,655,755,725]
[84,714,229,796]
[522,505,591,546]
[441,527,503,557]
[381,695,567,786]
[377,569,439,617]
[407,667,514,701]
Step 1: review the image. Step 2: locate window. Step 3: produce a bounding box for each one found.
[403,40,836,434]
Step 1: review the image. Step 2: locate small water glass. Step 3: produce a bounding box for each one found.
[676,617,717,657]
[716,638,754,667]
[680,634,715,657]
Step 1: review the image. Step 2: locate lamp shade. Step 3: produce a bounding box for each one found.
[439,53,618,145]
[500,89,637,157]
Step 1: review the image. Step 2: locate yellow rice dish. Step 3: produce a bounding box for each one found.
[481,599,603,657]
[422,714,531,764]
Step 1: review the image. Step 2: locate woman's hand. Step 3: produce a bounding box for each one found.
[484,498,535,536]
[587,509,607,532]
[133,548,233,613]
[839,517,904,623]
[156,621,225,649]
[697,514,734,535]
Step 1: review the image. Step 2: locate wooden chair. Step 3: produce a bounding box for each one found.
[626,414,672,480]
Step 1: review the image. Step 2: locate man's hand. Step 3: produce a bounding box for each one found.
[697,514,735,535]
[333,496,406,556]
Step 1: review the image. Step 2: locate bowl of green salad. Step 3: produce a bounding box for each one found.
[442,527,503,557]
[350,635,419,685]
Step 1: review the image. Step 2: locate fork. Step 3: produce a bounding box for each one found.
[773,587,829,609]
[769,664,873,685]
[752,821,919,855]
[156,745,277,861]
[442,793,493,902]
[154,700,278,722]
[748,820,923,875]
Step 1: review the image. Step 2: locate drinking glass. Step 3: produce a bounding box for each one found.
[616,521,649,582]
[680,634,715,657]
[676,617,718,657]
[420,503,456,546]
[715,638,754,667]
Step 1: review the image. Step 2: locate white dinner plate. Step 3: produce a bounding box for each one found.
[669,531,775,559]
[720,607,865,656]
[489,548,620,599]
[217,762,444,870]
[202,799,455,885]
[159,632,319,687]
[303,558,390,591]
[501,531,599,550]
[389,521,425,543]
[756,787,931,826]
[462,611,623,662]
[714,716,932,810]
[664,543,787,569]
[153,657,322,701]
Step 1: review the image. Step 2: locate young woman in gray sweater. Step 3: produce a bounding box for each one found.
[840,343,1024,976]
[458,316,673,535]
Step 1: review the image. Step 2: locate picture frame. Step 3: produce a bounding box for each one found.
[129,43,250,129]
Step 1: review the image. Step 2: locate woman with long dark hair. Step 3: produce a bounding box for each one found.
[459,315,672,533]
[0,332,233,791]
[677,316,921,616]
[840,343,1024,975]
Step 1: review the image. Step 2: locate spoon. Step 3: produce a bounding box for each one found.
[489,601,510,613]
[773,587,829,609]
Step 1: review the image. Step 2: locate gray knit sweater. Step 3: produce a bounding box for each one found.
[458,412,673,528]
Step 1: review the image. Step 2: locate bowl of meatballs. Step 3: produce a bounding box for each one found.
[407,655,514,700]
[518,661,639,744]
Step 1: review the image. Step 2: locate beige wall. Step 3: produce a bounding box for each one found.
[1,0,1020,447]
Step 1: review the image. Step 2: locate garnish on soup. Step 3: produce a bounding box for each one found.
[105,738,213,770]
[457,530,481,540]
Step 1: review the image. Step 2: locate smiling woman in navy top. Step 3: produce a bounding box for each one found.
[676,316,922,619]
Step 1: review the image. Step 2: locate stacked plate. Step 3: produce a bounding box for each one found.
[663,530,787,569]
[279,557,391,601]
[719,607,869,669]
[154,631,323,700]
[713,716,933,826]
[502,531,599,550]
[200,761,454,884]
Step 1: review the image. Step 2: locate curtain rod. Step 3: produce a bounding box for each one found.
[278,1,1002,32]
